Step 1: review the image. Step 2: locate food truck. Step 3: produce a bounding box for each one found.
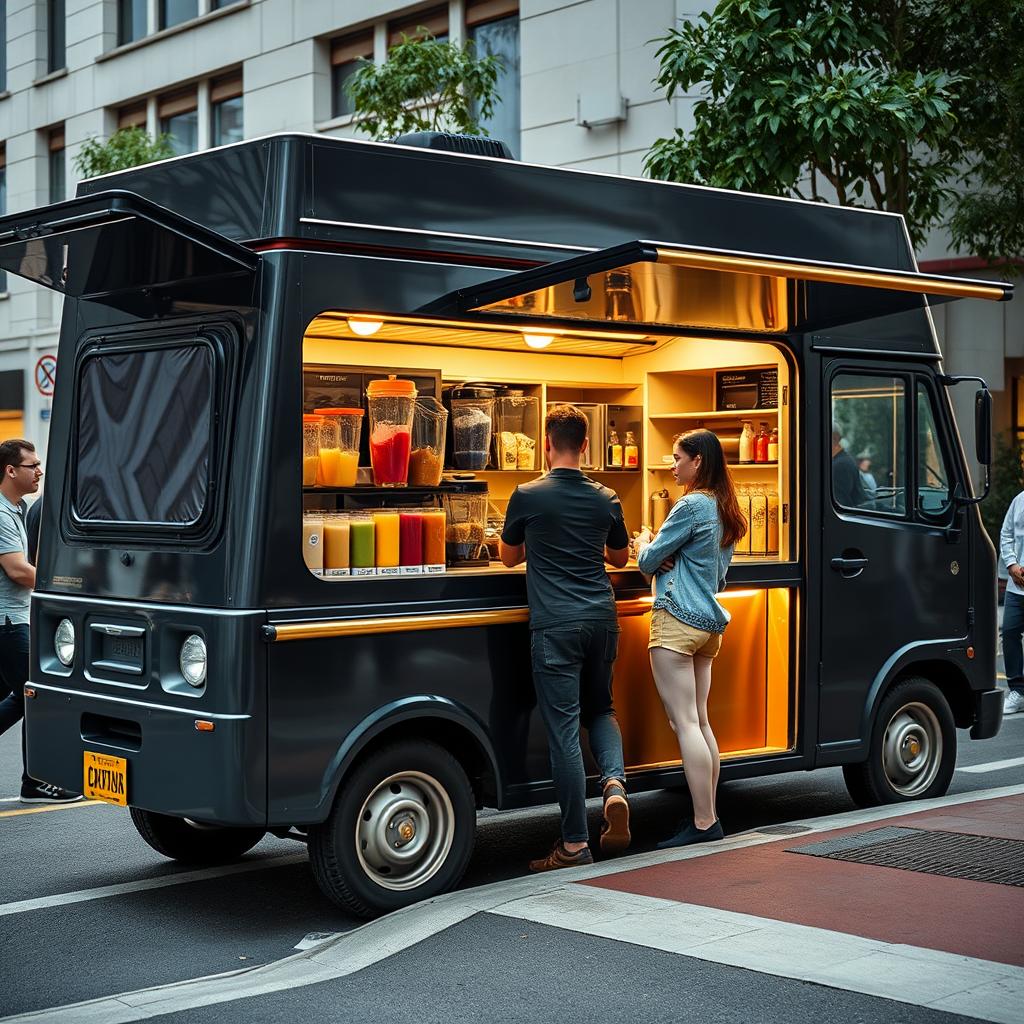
[1,132,1009,917]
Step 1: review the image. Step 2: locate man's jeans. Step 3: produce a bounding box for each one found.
[530,621,626,844]
[0,622,30,786]
[1003,591,1024,695]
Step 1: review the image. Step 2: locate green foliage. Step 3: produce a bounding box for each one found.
[645,0,964,248]
[982,434,1024,550]
[346,31,504,141]
[72,128,174,179]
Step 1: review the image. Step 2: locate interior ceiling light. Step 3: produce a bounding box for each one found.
[522,332,554,349]
[347,318,383,336]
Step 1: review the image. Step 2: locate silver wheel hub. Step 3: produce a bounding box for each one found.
[882,701,942,797]
[356,771,455,891]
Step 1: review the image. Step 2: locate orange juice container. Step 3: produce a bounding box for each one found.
[314,408,363,487]
[422,508,446,574]
[302,415,323,486]
[323,514,351,578]
[374,510,400,576]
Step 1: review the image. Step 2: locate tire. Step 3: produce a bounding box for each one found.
[308,740,476,919]
[843,677,956,808]
[130,808,265,864]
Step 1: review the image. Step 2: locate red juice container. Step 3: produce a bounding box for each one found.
[366,376,417,486]
[399,511,425,572]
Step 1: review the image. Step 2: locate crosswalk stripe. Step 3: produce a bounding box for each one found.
[956,755,1024,774]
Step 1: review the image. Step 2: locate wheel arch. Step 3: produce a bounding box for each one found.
[316,696,502,820]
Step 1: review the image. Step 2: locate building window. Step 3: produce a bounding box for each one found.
[330,31,373,119]
[388,5,448,46]
[1,0,7,92]
[211,73,243,146]
[467,2,519,157]
[159,88,199,155]
[48,127,65,204]
[159,0,198,32]
[117,102,147,131]
[47,0,66,73]
[118,0,147,45]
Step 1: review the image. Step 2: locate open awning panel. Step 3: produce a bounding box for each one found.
[0,191,258,301]
[420,240,1011,337]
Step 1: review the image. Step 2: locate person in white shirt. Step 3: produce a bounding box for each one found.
[1000,490,1024,715]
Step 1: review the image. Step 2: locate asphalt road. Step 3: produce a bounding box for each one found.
[1,673,1021,1019]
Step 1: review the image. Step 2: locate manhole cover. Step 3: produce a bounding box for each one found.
[788,827,1024,887]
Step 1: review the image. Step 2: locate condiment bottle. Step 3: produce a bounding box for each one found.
[754,422,769,463]
[767,427,779,462]
[607,429,623,468]
[738,421,754,464]
[624,431,639,469]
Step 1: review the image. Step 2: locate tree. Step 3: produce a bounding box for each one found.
[72,127,174,179]
[645,1,965,248]
[346,31,503,142]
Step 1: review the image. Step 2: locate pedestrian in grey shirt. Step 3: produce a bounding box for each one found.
[0,438,81,803]
[1000,490,1024,715]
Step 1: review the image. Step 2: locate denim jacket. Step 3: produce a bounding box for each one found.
[637,491,734,634]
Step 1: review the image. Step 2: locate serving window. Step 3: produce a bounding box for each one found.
[300,314,795,580]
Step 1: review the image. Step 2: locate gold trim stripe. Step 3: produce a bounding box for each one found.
[270,598,654,642]
[655,247,1008,302]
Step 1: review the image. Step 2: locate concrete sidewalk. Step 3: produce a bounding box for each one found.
[9,784,1022,1024]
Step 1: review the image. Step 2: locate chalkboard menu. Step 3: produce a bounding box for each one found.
[715,367,778,411]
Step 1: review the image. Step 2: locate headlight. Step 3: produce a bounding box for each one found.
[55,618,76,667]
[179,634,207,687]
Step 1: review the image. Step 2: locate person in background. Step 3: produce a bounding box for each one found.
[831,426,868,508]
[0,440,81,803]
[634,429,745,847]
[857,453,878,509]
[1000,489,1024,715]
[500,404,631,871]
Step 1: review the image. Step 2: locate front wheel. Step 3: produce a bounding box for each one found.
[130,808,265,864]
[308,740,476,918]
[843,677,956,807]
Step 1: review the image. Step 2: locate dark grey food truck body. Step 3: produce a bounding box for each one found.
[0,134,1007,916]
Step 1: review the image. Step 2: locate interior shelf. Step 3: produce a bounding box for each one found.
[649,408,778,420]
[646,463,779,471]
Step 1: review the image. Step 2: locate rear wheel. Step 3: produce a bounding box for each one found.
[130,808,265,864]
[843,677,956,807]
[308,740,476,918]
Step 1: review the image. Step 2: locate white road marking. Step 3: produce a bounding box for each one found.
[0,853,307,918]
[4,784,1022,1024]
[293,932,344,951]
[957,756,1024,774]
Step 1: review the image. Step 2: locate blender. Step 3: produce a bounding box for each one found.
[366,376,416,486]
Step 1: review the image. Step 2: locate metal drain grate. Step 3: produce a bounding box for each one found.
[788,827,1024,887]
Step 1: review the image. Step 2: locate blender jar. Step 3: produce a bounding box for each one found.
[314,407,363,487]
[302,415,323,486]
[409,396,448,486]
[493,393,539,470]
[449,385,496,470]
[442,489,488,565]
[366,376,417,486]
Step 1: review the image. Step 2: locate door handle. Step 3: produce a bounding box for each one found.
[831,554,869,577]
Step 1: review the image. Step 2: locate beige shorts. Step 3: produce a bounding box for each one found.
[648,607,723,658]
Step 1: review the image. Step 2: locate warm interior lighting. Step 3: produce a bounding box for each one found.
[523,332,554,349]
[347,318,383,336]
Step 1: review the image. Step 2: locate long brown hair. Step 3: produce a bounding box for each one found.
[675,429,746,548]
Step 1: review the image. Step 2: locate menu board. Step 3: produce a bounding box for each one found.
[715,367,778,411]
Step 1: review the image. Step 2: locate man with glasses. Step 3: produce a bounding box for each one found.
[0,438,81,802]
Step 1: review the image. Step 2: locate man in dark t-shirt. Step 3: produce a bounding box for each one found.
[831,428,868,508]
[500,405,631,871]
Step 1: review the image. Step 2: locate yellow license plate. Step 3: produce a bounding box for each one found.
[83,751,128,806]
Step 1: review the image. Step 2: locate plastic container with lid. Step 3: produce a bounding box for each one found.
[493,392,539,470]
[442,481,489,566]
[303,415,324,486]
[449,384,496,470]
[409,396,447,486]
[313,407,363,487]
[366,376,417,486]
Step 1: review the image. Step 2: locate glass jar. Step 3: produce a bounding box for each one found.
[303,415,324,486]
[449,385,497,470]
[314,408,364,487]
[366,376,417,486]
[409,396,448,486]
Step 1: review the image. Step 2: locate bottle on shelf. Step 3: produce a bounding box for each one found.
[624,431,639,469]
[754,422,770,463]
[738,421,754,464]
[767,427,779,463]
[607,429,623,468]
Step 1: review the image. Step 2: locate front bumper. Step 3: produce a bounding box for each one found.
[969,687,1004,740]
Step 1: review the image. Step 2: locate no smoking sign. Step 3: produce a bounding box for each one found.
[35,355,57,397]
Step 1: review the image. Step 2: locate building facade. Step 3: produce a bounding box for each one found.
[0,0,1017,466]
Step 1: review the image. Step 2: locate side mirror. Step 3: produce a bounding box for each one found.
[975,388,992,466]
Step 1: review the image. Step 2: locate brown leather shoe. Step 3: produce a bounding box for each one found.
[600,779,631,855]
[528,841,594,873]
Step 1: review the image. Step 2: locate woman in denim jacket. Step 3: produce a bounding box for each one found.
[635,429,746,848]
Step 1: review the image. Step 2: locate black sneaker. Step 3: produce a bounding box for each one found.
[20,781,84,804]
[656,819,724,850]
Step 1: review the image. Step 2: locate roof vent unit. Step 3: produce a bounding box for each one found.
[391,131,514,160]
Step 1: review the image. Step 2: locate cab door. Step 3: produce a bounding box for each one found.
[818,362,969,747]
